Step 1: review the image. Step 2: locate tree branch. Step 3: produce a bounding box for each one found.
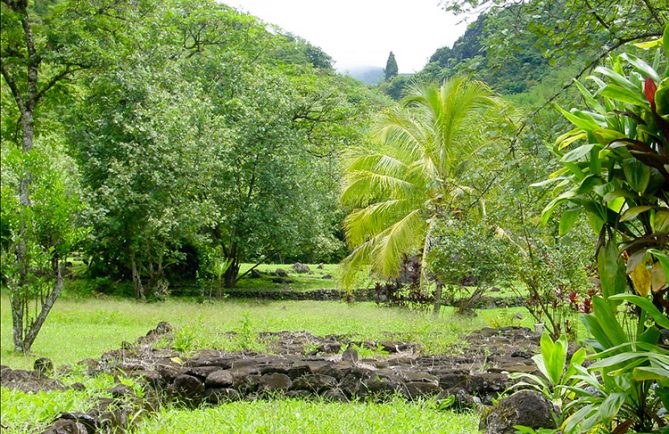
[510,32,663,154]
[639,0,665,27]
[584,0,612,32]
[0,63,27,113]
[235,257,266,281]
[34,65,83,104]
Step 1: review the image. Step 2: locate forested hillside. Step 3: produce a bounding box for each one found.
[381,0,664,102]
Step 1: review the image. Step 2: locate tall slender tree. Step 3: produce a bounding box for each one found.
[384,51,399,80]
[0,0,130,352]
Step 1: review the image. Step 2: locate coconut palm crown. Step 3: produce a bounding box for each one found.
[339,77,506,290]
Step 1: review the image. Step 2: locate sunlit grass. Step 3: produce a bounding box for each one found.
[0,388,92,433]
[0,293,524,433]
[131,398,479,434]
[0,295,531,369]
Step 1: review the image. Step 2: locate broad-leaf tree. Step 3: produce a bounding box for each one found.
[71,53,216,299]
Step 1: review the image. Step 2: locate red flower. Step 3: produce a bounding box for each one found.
[644,78,657,112]
[582,298,593,314]
[568,291,579,304]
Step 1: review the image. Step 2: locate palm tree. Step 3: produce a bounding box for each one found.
[339,77,506,294]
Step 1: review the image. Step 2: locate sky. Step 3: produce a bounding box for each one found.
[223,0,470,74]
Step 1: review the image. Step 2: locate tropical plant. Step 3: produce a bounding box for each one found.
[339,77,509,291]
[540,34,669,312]
[533,27,669,433]
[538,37,668,366]
[510,332,587,426]
[559,295,669,433]
[514,297,669,433]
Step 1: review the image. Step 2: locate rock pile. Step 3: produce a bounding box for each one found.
[8,324,545,433]
[86,325,540,408]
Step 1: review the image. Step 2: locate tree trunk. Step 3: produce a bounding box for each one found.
[223,259,240,289]
[10,99,35,352]
[21,257,65,352]
[420,216,437,292]
[131,252,145,300]
[150,255,168,298]
[11,295,25,352]
[4,3,79,353]
[432,283,444,317]
[11,255,66,353]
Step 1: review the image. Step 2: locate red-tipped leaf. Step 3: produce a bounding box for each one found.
[644,78,657,111]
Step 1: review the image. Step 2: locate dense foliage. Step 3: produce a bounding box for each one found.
[0,0,383,350]
[521,26,669,433]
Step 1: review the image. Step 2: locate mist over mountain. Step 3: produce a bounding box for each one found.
[340,66,385,85]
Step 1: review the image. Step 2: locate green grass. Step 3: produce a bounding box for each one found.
[233,263,366,292]
[131,398,479,434]
[1,295,532,369]
[0,371,135,433]
[0,388,93,433]
[0,293,525,433]
[1,388,479,433]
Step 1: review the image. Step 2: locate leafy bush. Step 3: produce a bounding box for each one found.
[427,217,516,315]
[511,232,593,340]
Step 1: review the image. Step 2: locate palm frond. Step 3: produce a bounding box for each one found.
[371,209,425,278]
[344,198,417,247]
[339,77,504,288]
[340,170,420,207]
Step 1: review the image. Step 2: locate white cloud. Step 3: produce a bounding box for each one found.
[223,0,469,73]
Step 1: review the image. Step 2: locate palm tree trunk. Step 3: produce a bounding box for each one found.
[420,216,437,292]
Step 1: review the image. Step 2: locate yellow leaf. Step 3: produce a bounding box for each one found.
[170,356,183,365]
[629,259,652,297]
[556,131,587,149]
[634,38,662,49]
[651,261,667,294]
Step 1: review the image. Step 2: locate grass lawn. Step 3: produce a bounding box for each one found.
[131,398,480,433]
[1,294,518,433]
[1,387,479,434]
[0,295,531,370]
